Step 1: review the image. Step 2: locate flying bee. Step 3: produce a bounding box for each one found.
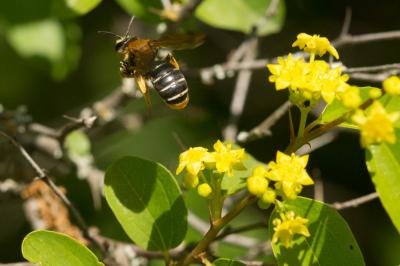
[100,17,204,109]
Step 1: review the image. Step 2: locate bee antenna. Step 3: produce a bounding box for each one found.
[124,16,135,38]
[97,31,121,39]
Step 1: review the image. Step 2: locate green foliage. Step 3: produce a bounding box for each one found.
[195,0,285,36]
[366,129,400,233]
[269,197,365,266]
[114,0,163,22]
[60,0,103,16]
[64,130,92,156]
[221,150,266,196]
[213,258,246,266]
[321,87,376,128]
[21,230,104,266]
[104,156,188,251]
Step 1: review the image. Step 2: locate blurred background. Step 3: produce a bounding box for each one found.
[1,0,400,265]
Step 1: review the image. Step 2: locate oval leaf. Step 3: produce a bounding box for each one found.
[64,0,102,15]
[22,230,104,266]
[115,0,163,22]
[269,197,365,266]
[195,0,285,36]
[366,129,400,233]
[213,258,246,266]
[104,156,187,251]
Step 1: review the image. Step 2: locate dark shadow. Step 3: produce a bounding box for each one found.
[105,156,158,212]
[148,197,187,251]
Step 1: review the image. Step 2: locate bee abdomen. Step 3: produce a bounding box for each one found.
[149,61,189,109]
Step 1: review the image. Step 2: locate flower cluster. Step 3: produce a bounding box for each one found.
[267,33,361,109]
[352,101,399,147]
[247,151,313,202]
[383,75,400,96]
[176,140,245,197]
[272,211,310,248]
[292,33,339,61]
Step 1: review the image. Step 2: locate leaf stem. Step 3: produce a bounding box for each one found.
[297,108,309,138]
[181,195,256,266]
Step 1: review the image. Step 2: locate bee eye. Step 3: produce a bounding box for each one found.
[115,41,124,52]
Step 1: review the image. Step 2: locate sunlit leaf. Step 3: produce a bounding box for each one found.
[64,130,91,156]
[64,0,102,15]
[114,0,163,22]
[195,0,285,36]
[22,230,104,266]
[366,129,400,233]
[5,19,81,80]
[6,19,64,62]
[104,156,187,251]
[321,86,376,128]
[269,197,365,266]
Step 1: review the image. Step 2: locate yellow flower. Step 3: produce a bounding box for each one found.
[182,173,199,188]
[339,85,361,109]
[292,33,339,60]
[266,151,313,199]
[197,183,212,198]
[368,88,382,99]
[267,54,308,91]
[352,101,399,147]
[383,76,400,95]
[247,165,269,196]
[272,211,310,248]
[261,187,276,204]
[209,140,245,176]
[176,147,210,176]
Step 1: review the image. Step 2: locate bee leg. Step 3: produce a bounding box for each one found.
[166,53,180,69]
[120,61,134,77]
[134,73,152,110]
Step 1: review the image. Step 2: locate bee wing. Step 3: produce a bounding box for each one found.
[149,33,205,50]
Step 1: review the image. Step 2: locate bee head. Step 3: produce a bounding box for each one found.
[115,36,131,53]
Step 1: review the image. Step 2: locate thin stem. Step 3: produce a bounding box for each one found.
[297,108,309,138]
[210,174,223,221]
[163,250,171,265]
[215,221,267,241]
[332,192,379,210]
[181,195,256,266]
[285,98,374,154]
[288,106,295,143]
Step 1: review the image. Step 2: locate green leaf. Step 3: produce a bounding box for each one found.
[6,19,64,62]
[64,130,91,156]
[221,150,266,196]
[366,129,400,233]
[5,19,81,80]
[383,95,400,128]
[213,258,246,266]
[104,156,187,251]
[114,0,163,22]
[269,197,365,266]
[22,230,104,266]
[195,0,285,36]
[63,0,102,15]
[321,86,376,128]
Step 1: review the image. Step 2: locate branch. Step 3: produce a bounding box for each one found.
[175,0,203,22]
[223,37,258,141]
[332,192,379,210]
[237,101,290,143]
[332,30,400,47]
[0,131,104,254]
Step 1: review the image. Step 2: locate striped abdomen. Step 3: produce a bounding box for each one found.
[149,60,189,109]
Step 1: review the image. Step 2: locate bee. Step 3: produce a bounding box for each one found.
[100,17,204,109]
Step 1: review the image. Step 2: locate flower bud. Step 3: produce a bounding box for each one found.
[197,183,212,198]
